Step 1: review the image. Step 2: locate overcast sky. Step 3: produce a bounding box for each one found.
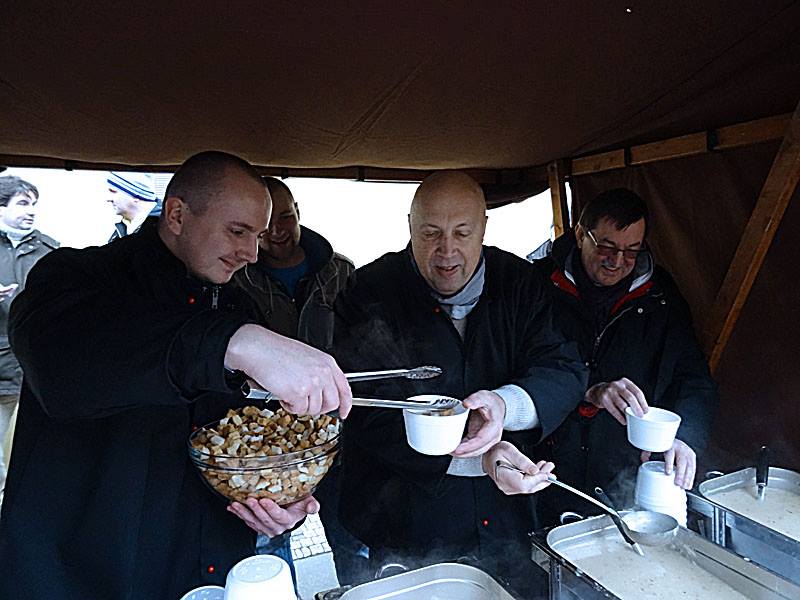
[2,167,557,267]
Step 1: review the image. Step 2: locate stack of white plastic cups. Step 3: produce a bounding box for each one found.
[634,460,687,527]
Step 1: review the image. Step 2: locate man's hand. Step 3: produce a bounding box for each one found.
[228,495,320,537]
[586,378,648,425]
[641,439,696,489]
[482,441,554,495]
[450,390,506,458]
[225,324,352,418]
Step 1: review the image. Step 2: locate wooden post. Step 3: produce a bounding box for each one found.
[548,160,570,238]
[703,100,800,373]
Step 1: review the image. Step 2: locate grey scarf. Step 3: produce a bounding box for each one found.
[410,249,486,320]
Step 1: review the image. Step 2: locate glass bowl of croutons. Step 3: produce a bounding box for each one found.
[188,405,341,506]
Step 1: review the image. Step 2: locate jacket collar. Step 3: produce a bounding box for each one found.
[547,231,656,312]
[135,218,226,293]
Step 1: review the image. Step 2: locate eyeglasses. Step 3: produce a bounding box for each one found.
[585,229,646,261]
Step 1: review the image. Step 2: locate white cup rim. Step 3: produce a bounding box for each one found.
[178,585,225,600]
[625,406,681,424]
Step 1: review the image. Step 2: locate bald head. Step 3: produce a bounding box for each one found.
[163,151,266,216]
[409,171,487,296]
[409,171,486,228]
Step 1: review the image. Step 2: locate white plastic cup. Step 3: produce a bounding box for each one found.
[625,406,681,452]
[634,461,688,526]
[402,396,469,455]
[634,461,685,502]
[224,555,296,600]
[179,585,225,600]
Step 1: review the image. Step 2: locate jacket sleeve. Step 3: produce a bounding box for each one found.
[508,267,588,442]
[332,272,453,495]
[9,250,250,420]
[661,278,719,453]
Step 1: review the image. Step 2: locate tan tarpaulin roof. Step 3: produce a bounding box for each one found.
[2,3,800,469]
[2,1,799,174]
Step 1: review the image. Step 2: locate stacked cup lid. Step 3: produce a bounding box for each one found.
[634,461,687,527]
[224,555,296,600]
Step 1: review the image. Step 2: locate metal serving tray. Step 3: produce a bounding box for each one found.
[530,512,800,600]
[694,467,800,585]
[319,563,517,600]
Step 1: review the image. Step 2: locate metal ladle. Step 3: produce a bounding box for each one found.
[495,461,644,555]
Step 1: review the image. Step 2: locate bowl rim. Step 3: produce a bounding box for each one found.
[187,414,341,467]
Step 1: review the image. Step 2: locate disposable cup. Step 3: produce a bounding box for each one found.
[179,586,225,600]
[402,396,469,455]
[634,461,685,502]
[224,555,296,600]
[634,461,687,526]
[626,407,680,452]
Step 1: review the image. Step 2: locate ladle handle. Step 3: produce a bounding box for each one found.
[594,487,617,512]
[546,476,644,555]
[756,445,770,501]
[546,476,619,517]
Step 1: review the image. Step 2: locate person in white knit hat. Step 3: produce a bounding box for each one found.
[106,171,159,242]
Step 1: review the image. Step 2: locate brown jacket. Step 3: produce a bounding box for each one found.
[235,226,353,351]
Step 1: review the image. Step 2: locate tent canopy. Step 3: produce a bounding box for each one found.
[3,2,800,469]
[2,1,799,175]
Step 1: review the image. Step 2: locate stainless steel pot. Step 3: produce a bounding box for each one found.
[692,466,800,586]
[530,511,800,599]
[316,563,518,600]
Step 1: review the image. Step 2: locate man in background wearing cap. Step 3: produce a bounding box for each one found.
[106,171,160,242]
[0,176,59,505]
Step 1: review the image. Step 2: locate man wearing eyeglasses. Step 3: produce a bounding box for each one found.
[528,187,718,524]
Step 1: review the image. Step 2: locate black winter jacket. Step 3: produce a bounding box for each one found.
[332,247,586,560]
[0,221,260,600]
[532,233,718,518]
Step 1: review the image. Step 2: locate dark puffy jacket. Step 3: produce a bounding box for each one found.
[235,226,353,351]
[333,246,587,559]
[0,229,59,395]
[531,233,718,520]
[0,221,260,600]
